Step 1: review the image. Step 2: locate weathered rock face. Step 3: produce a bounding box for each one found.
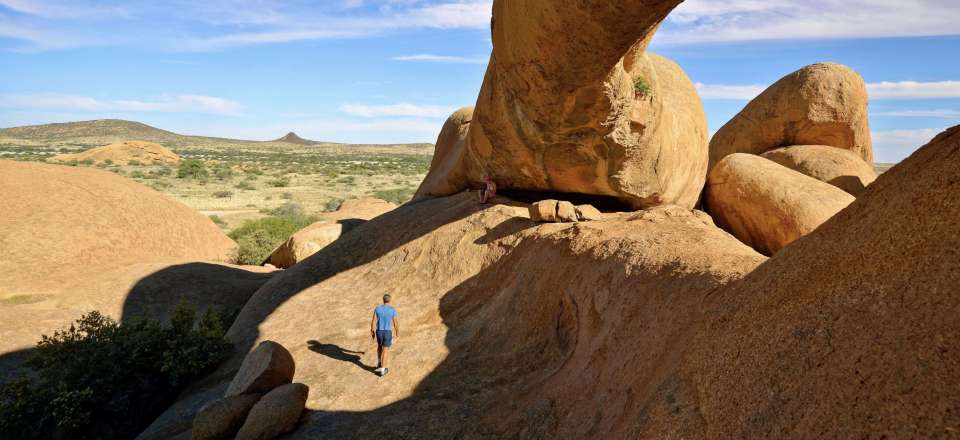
[192,394,261,440]
[761,145,878,196]
[49,140,180,165]
[709,63,872,170]
[706,153,855,255]
[266,197,396,269]
[634,125,960,438]
[529,200,559,222]
[417,1,709,209]
[235,383,309,440]
[226,341,295,397]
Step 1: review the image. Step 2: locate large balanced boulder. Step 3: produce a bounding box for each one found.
[761,144,878,196]
[634,125,960,438]
[192,394,262,440]
[417,1,709,209]
[226,340,296,397]
[235,383,309,440]
[709,63,872,170]
[266,197,397,268]
[706,153,855,255]
[49,140,180,165]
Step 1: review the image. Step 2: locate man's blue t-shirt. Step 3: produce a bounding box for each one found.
[375,304,397,331]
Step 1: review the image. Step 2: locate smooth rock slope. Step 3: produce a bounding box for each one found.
[140,192,766,438]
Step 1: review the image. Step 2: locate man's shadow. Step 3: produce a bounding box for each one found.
[307,340,379,375]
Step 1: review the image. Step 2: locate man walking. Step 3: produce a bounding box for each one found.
[371,293,400,376]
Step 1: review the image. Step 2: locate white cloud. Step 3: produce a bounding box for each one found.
[867,81,960,100]
[874,109,960,119]
[872,127,947,162]
[658,0,960,44]
[0,0,494,51]
[695,83,766,100]
[393,54,487,64]
[696,80,960,101]
[339,102,456,118]
[0,93,244,115]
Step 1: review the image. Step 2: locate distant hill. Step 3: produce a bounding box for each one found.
[0,119,433,153]
[273,132,316,145]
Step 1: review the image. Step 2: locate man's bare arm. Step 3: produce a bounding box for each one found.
[393,317,400,338]
[370,311,377,339]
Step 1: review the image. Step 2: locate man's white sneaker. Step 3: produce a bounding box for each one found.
[375,367,384,374]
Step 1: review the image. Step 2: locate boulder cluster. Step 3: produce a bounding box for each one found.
[529,200,603,223]
[705,63,878,255]
[192,341,308,440]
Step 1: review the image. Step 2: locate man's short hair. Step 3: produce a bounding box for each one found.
[383,293,392,303]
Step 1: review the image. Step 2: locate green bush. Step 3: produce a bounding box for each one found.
[213,190,233,198]
[177,159,208,179]
[633,76,652,98]
[229,212,316,265]
[80,159,95,166]
[127,160,142,166]
[235,180,255,190]
[130,171,146,179]
[267,177,290,188]
[374,187,415,205]
[209,215,227,227]
[154,166,173,177]
[0,304,231,439]
[214,166,233,181]
[103,159,113,165]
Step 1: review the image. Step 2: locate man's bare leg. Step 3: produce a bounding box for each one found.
[377,345,383,368]
[381,346,390,370]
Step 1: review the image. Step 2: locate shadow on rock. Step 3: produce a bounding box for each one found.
[307,340,377,375]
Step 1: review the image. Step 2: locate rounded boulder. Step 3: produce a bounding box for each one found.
[705,153,855,255]
[709,63,872,170]
[761,145,877,196]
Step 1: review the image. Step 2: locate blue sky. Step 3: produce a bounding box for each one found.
[1,1,958,162]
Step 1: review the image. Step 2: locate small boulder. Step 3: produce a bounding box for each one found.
[192,393,262,440]
[575,204,603,221]
[226,341,295,397]
[706,153,855,256]
[235,383,309,440]
[556,201,579,222]
[529,200,559,222]
[761,145,878,196]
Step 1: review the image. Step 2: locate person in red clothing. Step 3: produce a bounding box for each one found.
[478,175,497,204]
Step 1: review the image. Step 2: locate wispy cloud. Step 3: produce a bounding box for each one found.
[874,109,960,119]
[0,0,493,51]
[873,127,948,162]
[393,54,487,64]
[696,80,960,101]
[339,102,456,118]
[0,93,244,115]
[658,0,960,45]
[868,81,960,99]
[695,83,766,100]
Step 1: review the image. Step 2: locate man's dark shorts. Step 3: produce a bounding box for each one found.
[376,330,393,348]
